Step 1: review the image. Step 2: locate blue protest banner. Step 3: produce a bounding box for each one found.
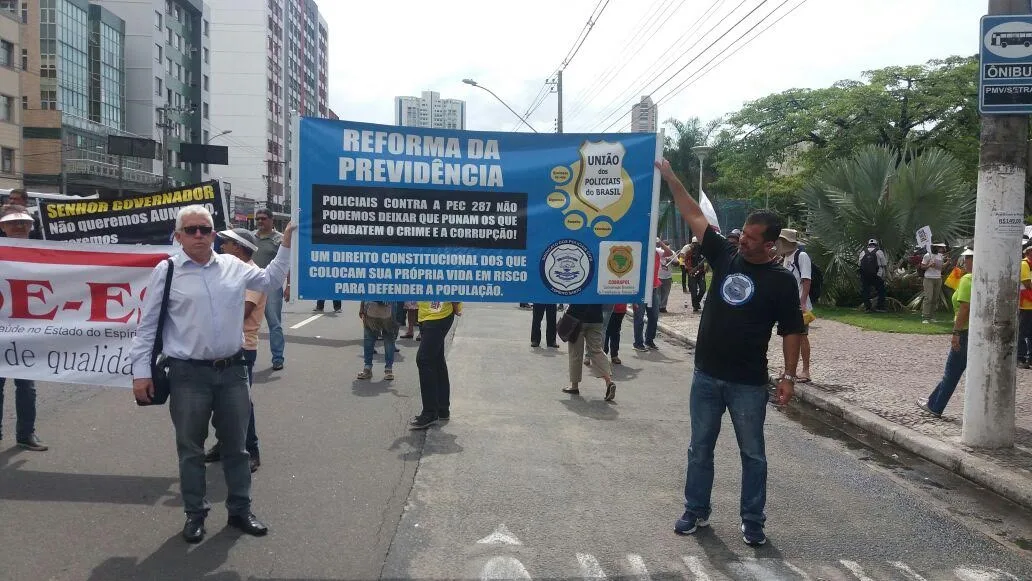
[294,118,661,304]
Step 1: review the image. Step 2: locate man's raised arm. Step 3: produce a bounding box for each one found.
[655,159,710,242]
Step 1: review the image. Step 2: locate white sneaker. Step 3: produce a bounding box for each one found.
[922,320,930,324]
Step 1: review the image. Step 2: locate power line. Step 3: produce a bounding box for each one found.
[566,0,696,120]
[559,0,612,71]
[508,0,615,130]
[654,0,807,109]
[570,0,740,128]
[588,0,771,132]
[610,0,808,132]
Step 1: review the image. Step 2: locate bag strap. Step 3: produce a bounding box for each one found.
[151,258,174,366]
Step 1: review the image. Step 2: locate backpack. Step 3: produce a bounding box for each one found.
[793,250,824,303]
[860,249,880,277]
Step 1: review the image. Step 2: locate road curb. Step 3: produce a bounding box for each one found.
[656,319,1032,510]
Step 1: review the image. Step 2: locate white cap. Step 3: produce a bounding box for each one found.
[216,227,259,252]
[961,248,975,257]
[0,212,33,224]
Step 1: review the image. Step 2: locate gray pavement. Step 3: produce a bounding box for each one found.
[0,302,1030,580]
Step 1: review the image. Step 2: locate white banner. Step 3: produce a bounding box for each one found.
[915,225,932,253]
[700,188,721,233]
[0,238,173,387]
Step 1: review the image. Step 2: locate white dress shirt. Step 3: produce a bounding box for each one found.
[130,245,291,378]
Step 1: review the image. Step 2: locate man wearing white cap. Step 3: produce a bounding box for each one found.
[858,239,888,312]
[0,206,47,450]
[204,228,266,473]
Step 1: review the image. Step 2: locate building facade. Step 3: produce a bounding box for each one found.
[0,7,21,189]
[99,0,212,188]
[630,95,656,133]
[208,0,327,214]
[15,0,162,196]
[395,90,465,129]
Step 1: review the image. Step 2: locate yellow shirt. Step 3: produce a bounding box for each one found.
[1022,260,1032,310]
[418,301,461,322]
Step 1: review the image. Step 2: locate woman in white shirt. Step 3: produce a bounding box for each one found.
[921,244,946,323]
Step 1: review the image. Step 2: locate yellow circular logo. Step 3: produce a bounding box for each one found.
[592,221,613,238]
[547,192,568,209]
[551,166,572,184]
[564,213,585,230]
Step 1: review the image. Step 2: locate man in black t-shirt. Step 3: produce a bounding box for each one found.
[656,159,804,547]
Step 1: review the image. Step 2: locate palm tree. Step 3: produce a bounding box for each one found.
[800,145,975,302]
[660,117,719,241]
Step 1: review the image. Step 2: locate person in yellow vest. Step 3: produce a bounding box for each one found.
[919,248,973,418]
[1019,242,1032,369]
[410,301,462,429]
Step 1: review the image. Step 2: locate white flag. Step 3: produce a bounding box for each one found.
[915,225,932,253]
[699,189,721,233]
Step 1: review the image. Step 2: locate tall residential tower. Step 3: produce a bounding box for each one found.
[208,0,328,213]
[395,91,465,130]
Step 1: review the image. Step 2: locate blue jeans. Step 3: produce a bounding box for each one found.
[168,359,253,517]
[264,287,285,365]
[683,370,769,526]
[363,319,397,369]
[927,331,968,415]
[633,291,659,346]
[417,315,454,417]
[0,377,36,441]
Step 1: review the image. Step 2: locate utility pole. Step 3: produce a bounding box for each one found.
[964,0,1030,448]
[556,70,563,134]
[156,105,192,189]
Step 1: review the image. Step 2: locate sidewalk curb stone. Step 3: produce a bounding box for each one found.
[657,319,1032,510]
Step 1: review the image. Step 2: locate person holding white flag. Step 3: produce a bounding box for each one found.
[920,243,946,323]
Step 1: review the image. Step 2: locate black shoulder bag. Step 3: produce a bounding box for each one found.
[137,258,175,406]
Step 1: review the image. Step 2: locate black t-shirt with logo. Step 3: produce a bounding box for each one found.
[694,227,805,385]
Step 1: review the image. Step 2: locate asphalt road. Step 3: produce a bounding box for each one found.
[0,302,1030,581]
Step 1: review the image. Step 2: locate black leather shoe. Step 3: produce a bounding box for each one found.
[227,513,268,536]
[182,516,206,543]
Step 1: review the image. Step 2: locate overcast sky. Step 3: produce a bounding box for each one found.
[319,0,984,135]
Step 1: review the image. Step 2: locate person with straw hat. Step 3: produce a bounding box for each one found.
[0,206,48,451]
[777,228,814,383]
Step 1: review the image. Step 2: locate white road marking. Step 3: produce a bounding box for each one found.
[577,553,607,579]
[480,556,532,580]
[891,561,929,581]
[625,554,651,581]
[729,558,790,580]
[290,314,322,329]
[682,556,713,581]
[841,560,876,581]
[476,524,522,546]
[954,567,1020,581]
[782,560,813,581]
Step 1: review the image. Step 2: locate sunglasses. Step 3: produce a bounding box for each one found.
[182,225,214,235]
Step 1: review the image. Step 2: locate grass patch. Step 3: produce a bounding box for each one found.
[814,306,953,334]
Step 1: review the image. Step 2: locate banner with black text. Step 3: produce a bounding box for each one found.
[38,180,228,245]
[295,118,662,303]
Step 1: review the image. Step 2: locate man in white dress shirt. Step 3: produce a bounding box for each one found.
[130,205,294,543]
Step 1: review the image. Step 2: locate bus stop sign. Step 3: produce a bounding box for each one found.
[981,15,1032,114]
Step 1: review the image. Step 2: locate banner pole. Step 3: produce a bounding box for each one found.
[289,110,301,303]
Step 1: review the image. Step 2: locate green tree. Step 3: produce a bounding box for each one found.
[799,145,975,303]
[709,55,980,217]
[658,117,719,233]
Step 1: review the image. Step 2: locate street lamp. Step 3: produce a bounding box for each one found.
[690,145,712,198]
[206,129,232,143]
[462,78,538,133]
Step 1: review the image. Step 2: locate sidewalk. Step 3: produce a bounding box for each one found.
[654,287,1032,510]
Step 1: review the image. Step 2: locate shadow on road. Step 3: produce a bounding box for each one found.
[559,394,620,420]
[0,446,178,505]
[87,529,239,581]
